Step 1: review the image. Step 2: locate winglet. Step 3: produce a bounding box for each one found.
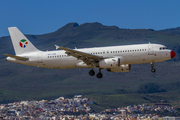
[55,45,60,50]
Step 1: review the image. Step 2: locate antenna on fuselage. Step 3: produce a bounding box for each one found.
[149,42,151,44]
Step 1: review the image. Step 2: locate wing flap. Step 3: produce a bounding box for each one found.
[59,47,103,59]
[55,45,103,66]
[4,54,29,61]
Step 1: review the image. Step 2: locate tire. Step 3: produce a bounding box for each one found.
[151,68,156,73]
[89,70,95,76]
[96,73,103,78]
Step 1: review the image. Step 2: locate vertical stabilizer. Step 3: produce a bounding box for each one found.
[8,27,40,55]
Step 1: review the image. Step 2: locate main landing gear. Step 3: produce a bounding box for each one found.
[150,62,156,73]
[89,69,95,76]
[89,68,103,78]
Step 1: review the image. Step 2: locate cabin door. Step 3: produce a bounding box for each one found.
[37,53,43,63]
[148,45,153,55]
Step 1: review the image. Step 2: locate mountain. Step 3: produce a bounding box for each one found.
[0,22,180,110]
[159,27,180,34]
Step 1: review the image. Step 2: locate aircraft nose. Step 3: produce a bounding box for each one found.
[171,51,176,59]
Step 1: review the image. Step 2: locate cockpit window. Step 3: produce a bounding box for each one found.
[159,47,168,50]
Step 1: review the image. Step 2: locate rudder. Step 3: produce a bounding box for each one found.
[8,27,40,55]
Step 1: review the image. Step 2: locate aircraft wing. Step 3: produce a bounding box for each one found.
[4,54,29,61]
[55,45,103,65]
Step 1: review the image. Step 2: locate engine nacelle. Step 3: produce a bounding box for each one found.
[76,61,90,68]
[99,57,125,68]
[107,64,131,72]
[99,58,120,68]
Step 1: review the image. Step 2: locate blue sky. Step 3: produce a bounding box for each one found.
[1,0,180,37]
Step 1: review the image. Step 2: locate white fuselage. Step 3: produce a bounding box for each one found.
[7,43,172,69]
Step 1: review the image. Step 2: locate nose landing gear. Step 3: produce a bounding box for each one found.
[150,62,156,73]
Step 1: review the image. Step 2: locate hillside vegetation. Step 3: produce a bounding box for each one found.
[0,22,180,111]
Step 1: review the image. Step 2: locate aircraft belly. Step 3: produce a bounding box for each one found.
[58,58,77,69]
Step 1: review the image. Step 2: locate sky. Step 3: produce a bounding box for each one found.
[1,0,180,37]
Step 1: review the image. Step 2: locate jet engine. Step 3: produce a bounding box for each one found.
[107,64,131,72]
[99,57,125,68]
[99,58,120,68]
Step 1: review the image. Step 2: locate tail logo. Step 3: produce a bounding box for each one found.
[19,39,28,48]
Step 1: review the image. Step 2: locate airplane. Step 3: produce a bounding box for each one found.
[4,27,176,78]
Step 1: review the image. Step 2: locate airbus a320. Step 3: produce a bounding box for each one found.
[4,27,176,78]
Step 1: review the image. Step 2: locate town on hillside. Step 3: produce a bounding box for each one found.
[0,95,180,120]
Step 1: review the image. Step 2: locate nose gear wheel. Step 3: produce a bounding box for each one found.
[150,62,156,73]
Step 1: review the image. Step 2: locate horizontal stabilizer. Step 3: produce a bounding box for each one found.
[4,54,29,61]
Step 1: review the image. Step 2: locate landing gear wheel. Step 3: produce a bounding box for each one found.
[150,62,156,73]
[151,68,156,73]
[96,73,103,78]
[89,70,95,76]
